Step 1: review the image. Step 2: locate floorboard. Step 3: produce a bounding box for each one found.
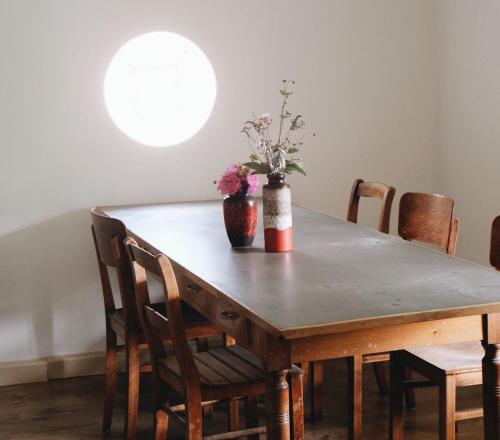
[0,359,483,439]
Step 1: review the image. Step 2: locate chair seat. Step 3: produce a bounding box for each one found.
[405,341,483,374]
[110,301,214,340]
[160,344,264,381]
[158,344,301,401]
[159,345,266,400]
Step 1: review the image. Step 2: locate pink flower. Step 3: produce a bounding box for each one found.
[217,165,242,196]
[245,172,260,196]
[217,164,260,197]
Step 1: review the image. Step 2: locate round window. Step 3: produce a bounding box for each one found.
[104,32,217,147]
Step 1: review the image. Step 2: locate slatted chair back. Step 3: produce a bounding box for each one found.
[347,179,396,233]
[398,192,459,256]
[125,237,201,399]
[90,208,136,321]
[491,216,500,270]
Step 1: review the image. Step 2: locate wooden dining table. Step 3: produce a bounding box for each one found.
[99,200,500,440]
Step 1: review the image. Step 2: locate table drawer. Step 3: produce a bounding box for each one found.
[178,274,251,346]
[209,293,250,346]
[177,274,209,311]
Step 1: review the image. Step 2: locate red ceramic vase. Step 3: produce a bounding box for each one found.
[223,194,258,247]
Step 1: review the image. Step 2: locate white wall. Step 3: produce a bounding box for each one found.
[0,0,439,363]
[437,0,500,265]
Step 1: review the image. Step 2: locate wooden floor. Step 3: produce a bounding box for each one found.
[0,359,483,439]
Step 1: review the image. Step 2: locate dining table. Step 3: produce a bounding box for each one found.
[98,200,500,440]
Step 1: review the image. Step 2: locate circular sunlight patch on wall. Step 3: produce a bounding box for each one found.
[104,32,217,147]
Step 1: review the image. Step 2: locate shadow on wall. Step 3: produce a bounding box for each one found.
[0,210,106,363]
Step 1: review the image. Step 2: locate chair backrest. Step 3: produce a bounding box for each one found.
[491,216,500,270]
[398,192,459,256]
[125,237,201,397]
[90,208,137,323]
[347,179,396,233]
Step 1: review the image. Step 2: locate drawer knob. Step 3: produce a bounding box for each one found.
[186,284,200,293]
[221,311,239,321]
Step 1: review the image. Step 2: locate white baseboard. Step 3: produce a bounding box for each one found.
[0,351,127,387]
[47,351,110,380]
[0,359,48,386]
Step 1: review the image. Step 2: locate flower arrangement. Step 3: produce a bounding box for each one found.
[241,80,313,176]
[217,164,260,198]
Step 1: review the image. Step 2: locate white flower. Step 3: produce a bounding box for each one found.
[261,112,272,123]
[254,113,272,128]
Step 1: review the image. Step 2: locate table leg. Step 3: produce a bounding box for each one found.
[389,352,404,440]
[267,370,290,440]
[347,355,363,440]
[482,341,500,440]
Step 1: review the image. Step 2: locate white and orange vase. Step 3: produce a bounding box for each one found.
[263,173,293,252]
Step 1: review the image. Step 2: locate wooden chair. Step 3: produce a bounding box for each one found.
[308,179,396,423]
[342,192,459,439]
[90,209,222,439]
[125,237,305,440]
[347,178,396,233]
[389,199,491,440]
[398,192,459,256]
[490,215,500,269]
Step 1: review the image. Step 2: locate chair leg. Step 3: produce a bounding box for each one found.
[289,370,305,440]
[222,333,237,425]
[389,352,405,440]
[347,356,363,440]
[372,361,389,396]
[196,337,209,352]
[228,399,239,432]
[154,409,169,440]
[196,338,213,418]
[245,394,260,440]
[300,362,309,399]
[186,397,203,440]
[125,336,140,440]
[202,405,214,418]
[309,361,323,422]
[439,375,456,440]
[154,379,170,440]
[102,327,118,432]
[403,366,416,409]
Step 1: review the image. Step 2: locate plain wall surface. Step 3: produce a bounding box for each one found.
[437,0,500,265]
[0,0,440,362]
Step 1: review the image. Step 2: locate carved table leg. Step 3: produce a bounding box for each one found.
[482,342,500,440]
[267,370,290,440]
